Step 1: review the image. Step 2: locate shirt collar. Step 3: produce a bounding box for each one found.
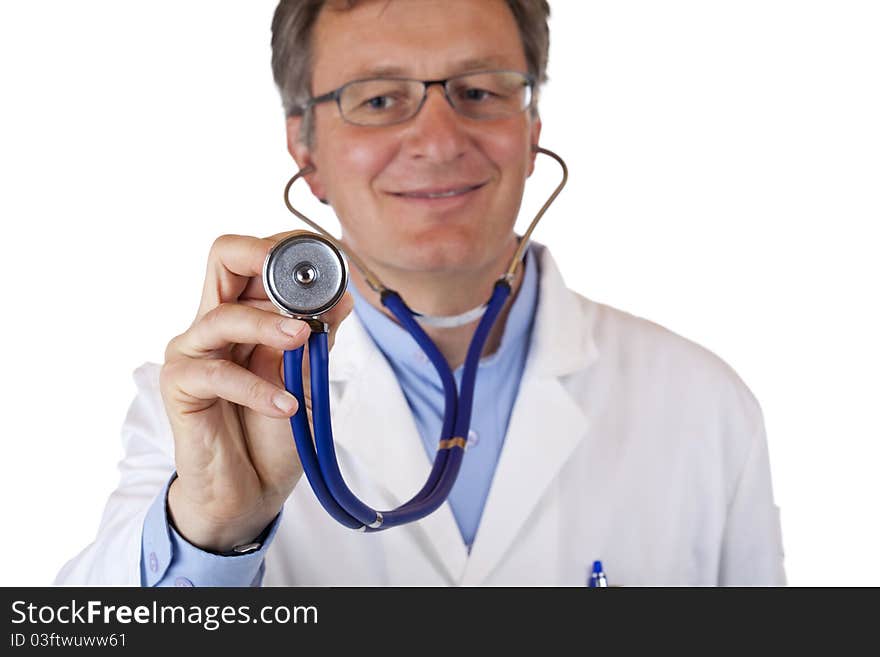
[349,246,539,374]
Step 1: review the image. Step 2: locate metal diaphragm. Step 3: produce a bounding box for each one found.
[263,232,349,318]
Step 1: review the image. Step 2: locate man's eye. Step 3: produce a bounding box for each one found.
[461,88,493,102]
[365,95,395,110]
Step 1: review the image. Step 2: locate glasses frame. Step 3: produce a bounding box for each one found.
[303,69,536,127]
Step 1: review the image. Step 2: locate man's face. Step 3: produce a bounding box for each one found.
[288,0,541,278]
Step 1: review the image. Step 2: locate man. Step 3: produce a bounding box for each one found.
[56,0,785,586]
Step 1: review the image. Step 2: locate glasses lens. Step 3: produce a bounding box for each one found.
[447,71,532,119]
[338,79,423,126]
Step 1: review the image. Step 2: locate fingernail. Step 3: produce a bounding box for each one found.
[273,391,298,415]
[280,319,307,337]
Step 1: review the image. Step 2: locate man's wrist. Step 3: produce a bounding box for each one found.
[166,477,282,553]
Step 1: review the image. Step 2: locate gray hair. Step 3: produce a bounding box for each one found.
[270,0,551,144]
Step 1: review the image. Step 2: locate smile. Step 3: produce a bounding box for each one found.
[392,182,487,199]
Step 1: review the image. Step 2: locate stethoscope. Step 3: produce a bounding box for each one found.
[262,147,567,531]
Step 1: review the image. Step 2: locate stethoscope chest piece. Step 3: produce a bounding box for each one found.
[263,232,349,318]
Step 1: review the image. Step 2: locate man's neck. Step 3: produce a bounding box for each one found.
[348,241,525,370]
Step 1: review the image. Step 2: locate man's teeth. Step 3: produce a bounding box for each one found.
[402,186,476,198]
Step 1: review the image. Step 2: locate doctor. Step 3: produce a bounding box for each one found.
[56,0,785,586]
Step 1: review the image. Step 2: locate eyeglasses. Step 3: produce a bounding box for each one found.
[303,70,535,127]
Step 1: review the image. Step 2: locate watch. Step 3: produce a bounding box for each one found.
[216,541,262,557]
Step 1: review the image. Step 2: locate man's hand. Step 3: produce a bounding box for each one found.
[159,233,353,552]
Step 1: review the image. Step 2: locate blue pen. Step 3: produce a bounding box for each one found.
[589,560,608,587]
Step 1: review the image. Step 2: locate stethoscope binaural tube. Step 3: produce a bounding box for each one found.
[264,147,567,531]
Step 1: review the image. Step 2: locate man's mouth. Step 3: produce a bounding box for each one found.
[392,182,487,199]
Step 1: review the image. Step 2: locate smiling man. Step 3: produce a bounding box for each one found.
[56,0,786,586]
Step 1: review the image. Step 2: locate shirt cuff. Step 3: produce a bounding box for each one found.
[140,473,282,587]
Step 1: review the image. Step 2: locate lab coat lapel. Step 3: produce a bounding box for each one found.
[328,314,469,584]
[461,247,599,585]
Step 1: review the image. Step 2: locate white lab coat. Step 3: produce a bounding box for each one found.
[56,245,785,586]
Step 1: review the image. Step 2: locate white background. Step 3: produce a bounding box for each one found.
[1,1,877,586]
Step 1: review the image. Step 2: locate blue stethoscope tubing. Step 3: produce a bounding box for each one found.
[283,281,511,531]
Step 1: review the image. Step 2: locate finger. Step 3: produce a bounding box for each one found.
[251,345,285,391]
[197,234,277,318]
[169,303,309,360]
[230,342,258,368]
[244,290,354,351]
[238,229,316,302]
[235,299,296,368]
[243,290,353,327]
[255,343,316,429]
[161,357,299,418]
[239,298,280,313]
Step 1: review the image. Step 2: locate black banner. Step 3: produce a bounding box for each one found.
[0,586,873,651]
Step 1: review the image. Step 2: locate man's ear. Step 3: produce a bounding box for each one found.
[527,116,542,177]
[285,115,327,201]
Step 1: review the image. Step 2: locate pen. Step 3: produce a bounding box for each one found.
[589,560,608,587]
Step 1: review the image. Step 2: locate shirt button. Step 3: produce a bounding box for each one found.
[148,552,158,573]
[466,429,480,450]
[174,577,194,587]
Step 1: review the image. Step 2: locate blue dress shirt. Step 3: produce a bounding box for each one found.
[140,247,538,585]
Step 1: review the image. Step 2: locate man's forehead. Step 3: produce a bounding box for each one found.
[347,56,513,80]
[310,0,526,86]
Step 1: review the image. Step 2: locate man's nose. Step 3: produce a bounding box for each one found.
[402,85,470,162]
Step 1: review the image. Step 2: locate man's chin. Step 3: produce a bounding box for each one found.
[375,238,510,279]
